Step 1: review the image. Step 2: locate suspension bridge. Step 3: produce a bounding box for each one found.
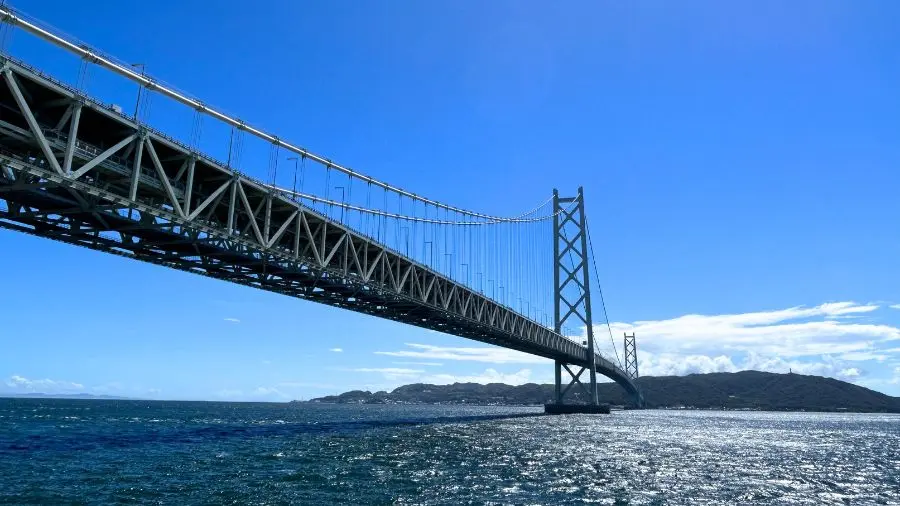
[0,6,642,410]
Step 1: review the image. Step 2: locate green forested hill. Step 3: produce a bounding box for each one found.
[306,371,900,413]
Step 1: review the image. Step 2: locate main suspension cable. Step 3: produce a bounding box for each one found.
[0,4,558,222]
[586,218,623,369]
[262,183,575,225]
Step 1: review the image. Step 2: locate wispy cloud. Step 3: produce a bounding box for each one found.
[420,368,537,386]
[4,375,84,393]
[224,318,240,323]
[891,304,900,310]
[353,367,424,375]
[329,348,343,353]
[392,361,443,367]
[277,381,340,389]
[351,367,425,381]
[351,367,540,387]
[375,343,549,364]
[602,301,899,359]
[840,352,889,362]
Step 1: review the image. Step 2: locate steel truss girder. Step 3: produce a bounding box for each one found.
[0,54,641,402]
[0,58,595,371]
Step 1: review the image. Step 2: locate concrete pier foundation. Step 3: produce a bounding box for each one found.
[544,403,611,414]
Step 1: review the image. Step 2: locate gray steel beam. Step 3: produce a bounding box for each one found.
[268,210,297,248]
[2,69,63,176]
[188,179,230,221]
[62,102,81,174]
[144,138,185,218]
[54,103,73,130]
[184,157,195,215]
[70,133,137,180]
[129,135,143,201]
[236,181,263,245]
[227,177,236,233]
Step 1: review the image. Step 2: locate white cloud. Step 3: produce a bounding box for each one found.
[392,361,443,367]
[350,366,541,387]
[353,367,425,374]
[890,305,900,310]
[352,367,424,381]
[277,381,340,389]
[366,301,900,394]
[637,351,866,382]
[839,368,861,378]
[638,353,738,376]
[603,301,899,359]
[224,318,240,323]
[4,375,84,393]
[420,368,537,386]
[375,343,549,364]
[840,352,888,362]
[329,348,343,353]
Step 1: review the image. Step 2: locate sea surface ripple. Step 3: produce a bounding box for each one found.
[0,399,898,505]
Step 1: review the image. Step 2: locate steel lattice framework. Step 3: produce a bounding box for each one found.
[0,55,643,405]
[624,333,639,380]
[552,188,600,406]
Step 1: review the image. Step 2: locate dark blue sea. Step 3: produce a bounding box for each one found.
[0,399,898,505]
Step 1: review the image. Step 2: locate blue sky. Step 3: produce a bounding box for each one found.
[2,0,900,400]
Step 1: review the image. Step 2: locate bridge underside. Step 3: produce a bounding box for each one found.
[0,55,641,405]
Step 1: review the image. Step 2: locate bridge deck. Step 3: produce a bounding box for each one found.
[0,54,640,402]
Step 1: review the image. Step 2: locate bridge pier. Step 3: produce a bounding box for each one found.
[545,403,610,415]
[554,360,561,403]
[545,359,611,414]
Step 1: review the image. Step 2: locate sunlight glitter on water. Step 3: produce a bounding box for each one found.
[0,400,898,504]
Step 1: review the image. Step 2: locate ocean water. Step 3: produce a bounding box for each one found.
[0,399,898,505]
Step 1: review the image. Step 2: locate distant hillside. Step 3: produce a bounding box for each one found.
[305,371,900,413]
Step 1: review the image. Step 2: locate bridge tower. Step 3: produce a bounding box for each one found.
[551,187,600,408]
[624,333,639,379]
